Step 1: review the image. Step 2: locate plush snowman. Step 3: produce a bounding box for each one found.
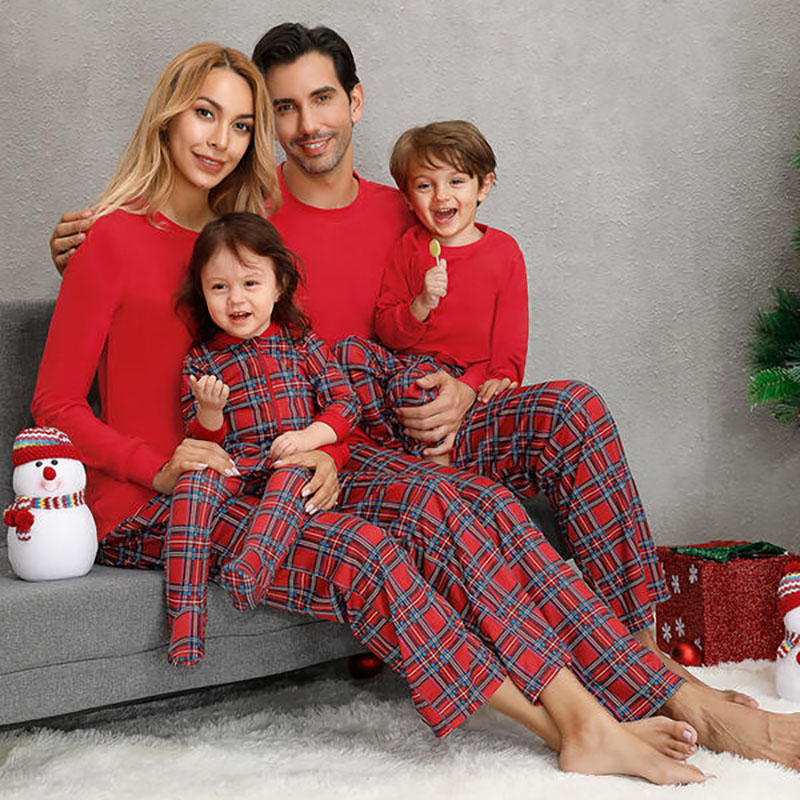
[775,561,800,702]
[3,427,97,581]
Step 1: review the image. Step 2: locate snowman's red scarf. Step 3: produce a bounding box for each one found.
[778,629,800,659]
[3,492,86,535]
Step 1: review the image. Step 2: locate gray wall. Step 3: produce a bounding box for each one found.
[3,0,799,549]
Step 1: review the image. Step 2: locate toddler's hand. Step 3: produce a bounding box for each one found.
[190,374,230,412]
[420,258,448,310]
[477,377,519,404]
[270,429,314,462]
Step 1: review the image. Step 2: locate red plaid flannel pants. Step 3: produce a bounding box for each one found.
[98,467,568,737]
[334,335,669,634]
[340,443,681,721]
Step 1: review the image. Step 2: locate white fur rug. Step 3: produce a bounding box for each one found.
[1,660,799,799]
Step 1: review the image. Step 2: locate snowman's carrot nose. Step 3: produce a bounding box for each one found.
[43,466,57,481]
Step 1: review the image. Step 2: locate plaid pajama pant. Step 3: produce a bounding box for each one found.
[334,335,669,633]
[98,470,572,737]
[339,442,682,722]
[333,346,463,457]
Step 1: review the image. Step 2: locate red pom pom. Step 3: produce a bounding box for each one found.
[672,640,703,667]
[348,653,384,679]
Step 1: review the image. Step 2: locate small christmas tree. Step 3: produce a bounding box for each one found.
[747,139,800,427]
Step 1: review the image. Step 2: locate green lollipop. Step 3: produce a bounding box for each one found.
[429,238,441,266]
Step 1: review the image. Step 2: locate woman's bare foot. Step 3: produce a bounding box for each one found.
[664,681,800,771]
[560,712,708,784]
[634,628,758,708]
[624,717,697,761]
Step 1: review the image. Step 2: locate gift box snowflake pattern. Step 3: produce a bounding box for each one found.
[655,541,797,665]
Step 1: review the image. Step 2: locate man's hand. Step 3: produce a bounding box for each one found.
[396,370,476,457]
[411,258,448,321]
[273,449,339,513]
[152,438,240,495]
[50,209,93,274]
[477,377,519,404]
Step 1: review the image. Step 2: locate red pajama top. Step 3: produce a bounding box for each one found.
[269,167,415,346]
[183,322,357,469]
[32,210,196,538]
[375,224,529,390]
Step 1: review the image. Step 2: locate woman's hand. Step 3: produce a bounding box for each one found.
[152,438,239,495]
[273,449,339,514]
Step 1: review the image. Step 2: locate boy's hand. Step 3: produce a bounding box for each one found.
[477,377,519,404]
[412,258,448,320]
[269,429,314,462]
[50,209,93,274]
[189,375,230,412]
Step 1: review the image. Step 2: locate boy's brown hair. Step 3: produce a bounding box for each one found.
[389,120,497,193]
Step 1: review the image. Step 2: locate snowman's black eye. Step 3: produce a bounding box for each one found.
[51,460,58,465]
[35,461,42,467]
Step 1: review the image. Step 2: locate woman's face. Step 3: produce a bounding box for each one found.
[167,68,255,198]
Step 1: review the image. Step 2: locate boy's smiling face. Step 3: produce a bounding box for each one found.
[405,158,494,247]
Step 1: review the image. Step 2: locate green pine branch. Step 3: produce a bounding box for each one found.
[748,367,800,406]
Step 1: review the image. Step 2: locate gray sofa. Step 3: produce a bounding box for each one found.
[0,299,562,728]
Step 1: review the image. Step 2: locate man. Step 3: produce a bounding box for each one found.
[48,22,800,770]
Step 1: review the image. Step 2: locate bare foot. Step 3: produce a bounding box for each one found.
[624,717,697,761]
[634,628,758,708]
[665,681,800,771]
[559,713,708,784]
[425,453,450,466]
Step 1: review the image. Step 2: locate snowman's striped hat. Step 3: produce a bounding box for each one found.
[12,427,81,467]
[777,561,800,618]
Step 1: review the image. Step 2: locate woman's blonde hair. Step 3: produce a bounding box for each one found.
[94,43,279,221]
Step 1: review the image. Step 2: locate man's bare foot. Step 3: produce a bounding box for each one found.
[665,681,800,771]
[559,713,708,784]
[634,627,758,708]
[624,717,697,761]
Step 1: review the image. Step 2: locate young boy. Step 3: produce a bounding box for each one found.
[339,120,529,464]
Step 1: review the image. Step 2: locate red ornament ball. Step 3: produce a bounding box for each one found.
[671,641,703,667]
[348,653,384,679]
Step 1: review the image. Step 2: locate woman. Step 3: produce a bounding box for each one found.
[32,43,707,784]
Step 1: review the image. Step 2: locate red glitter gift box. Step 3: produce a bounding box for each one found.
[655,540,796,665]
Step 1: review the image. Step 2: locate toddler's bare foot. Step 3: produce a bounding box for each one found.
[665,681,800,771]
[623,717,697,761]
[425,453,450,466]
[559,714,708,785]
[634,628,758,708]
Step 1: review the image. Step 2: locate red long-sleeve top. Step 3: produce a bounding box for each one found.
[374,224,529,391]
[32,210,196,538]
[270,168,415,346]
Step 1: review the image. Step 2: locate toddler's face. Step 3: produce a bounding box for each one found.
[405,158,493,247]
[201,246,280,339]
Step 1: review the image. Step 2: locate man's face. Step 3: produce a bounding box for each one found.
[265,51,363,176]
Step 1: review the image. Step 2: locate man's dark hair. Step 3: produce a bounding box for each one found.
[252,23,360,95]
